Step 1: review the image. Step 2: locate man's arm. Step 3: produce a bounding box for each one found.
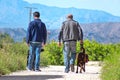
[42,23,47,45]
[58,23,64,46]
[77,23,83,44]
[26,23,32,46]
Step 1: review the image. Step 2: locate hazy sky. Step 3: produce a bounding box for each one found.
[24,0,120,16]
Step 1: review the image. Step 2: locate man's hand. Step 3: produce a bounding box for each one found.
[42,43,46,47]
[80,40,83,44]
[58,42,61,47]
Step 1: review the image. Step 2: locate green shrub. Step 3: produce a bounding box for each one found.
[42,41,64,65]
[0,42,49,75]
[0,33,48,75]
[0,48,26,75]
[101,44,120,80]
[40,52,49,66]
[41,40,115,66]
[0,53,11,75]
[0,33,14,43]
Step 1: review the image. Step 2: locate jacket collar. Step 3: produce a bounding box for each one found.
[67,18,73,21]
[34,19,41,21]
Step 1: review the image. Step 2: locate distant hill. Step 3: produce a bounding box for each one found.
[48,22,120,43]
[0,28,26,42]
[0,22,120,43]
[0,0,120,43]
[0,0,120,29]
[81,22,120,43]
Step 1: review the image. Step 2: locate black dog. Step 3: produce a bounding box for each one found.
[76,48,89,73]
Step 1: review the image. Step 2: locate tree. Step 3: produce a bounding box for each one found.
[0,33,14,43]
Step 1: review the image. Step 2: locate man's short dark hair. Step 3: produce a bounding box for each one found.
[33,12,40,17]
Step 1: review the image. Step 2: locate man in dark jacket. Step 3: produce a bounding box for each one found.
[26,12,47,71]
[58,14,83,73]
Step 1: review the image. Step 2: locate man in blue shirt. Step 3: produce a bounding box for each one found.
[26,12,47,71]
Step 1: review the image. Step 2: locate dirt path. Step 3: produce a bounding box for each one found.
[2,61,101,80]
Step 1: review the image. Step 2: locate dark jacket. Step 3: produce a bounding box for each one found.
[58,19,83,42]
[26,19,47,44]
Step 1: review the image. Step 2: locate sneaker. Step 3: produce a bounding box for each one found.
[35,69,41,72]
[64,70,69,73]
[26,67,32,71]
[64,69,69,73]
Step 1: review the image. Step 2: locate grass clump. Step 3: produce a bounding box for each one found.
[101,44,120,80]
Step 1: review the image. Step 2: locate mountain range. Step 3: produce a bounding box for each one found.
[0,22,120,43]
[0,0,120,43]
[48,22,120,43]
[0,0,120,29]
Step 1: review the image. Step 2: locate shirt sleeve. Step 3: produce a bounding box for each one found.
[58,22,64,42]
[42,23,47,44]
[77,23,83,40]
[26,22,32,44]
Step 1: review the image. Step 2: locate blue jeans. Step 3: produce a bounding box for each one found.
[63,41,76,72]
[27,42,42,70]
